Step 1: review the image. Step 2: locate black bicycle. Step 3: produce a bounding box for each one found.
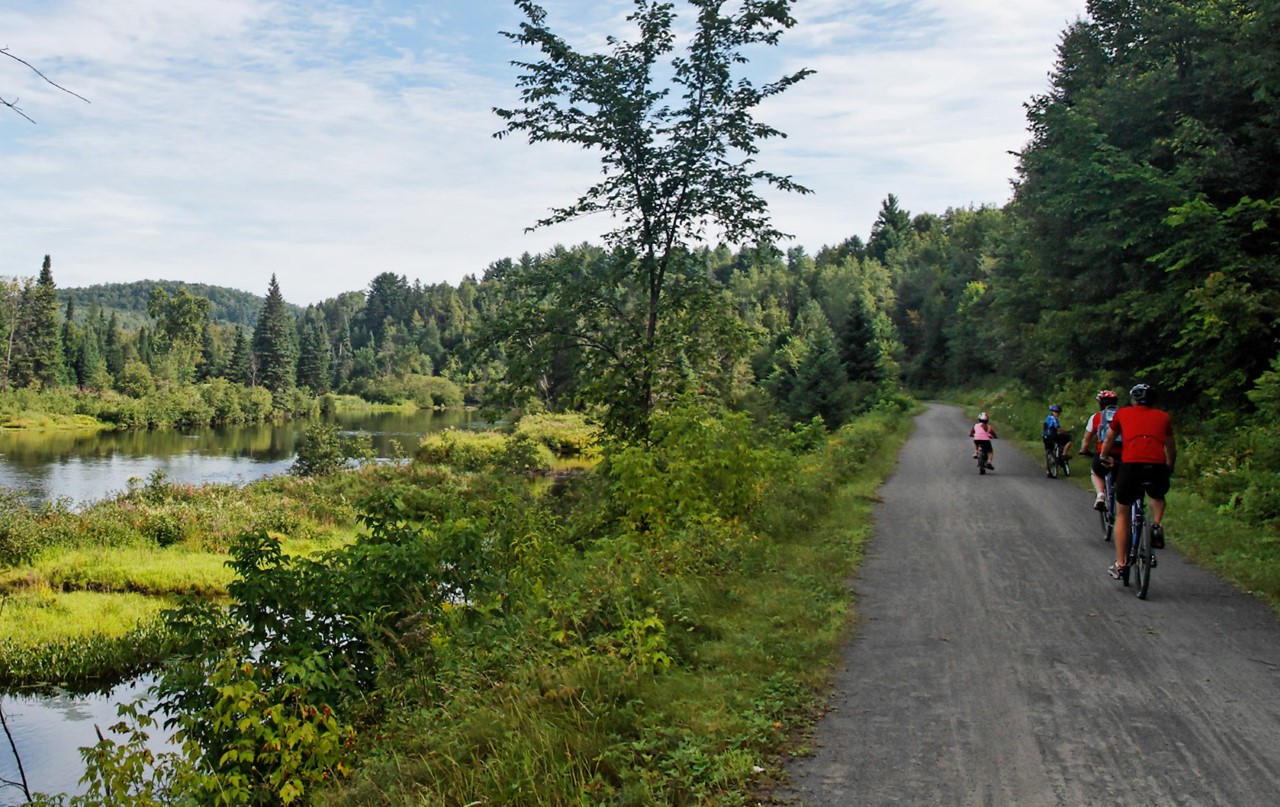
[1122,491,1156,599]
[1082,451,1116,541]
[1044,437,1071,479]
[1100,466,1116,542]
[977,442,992,475]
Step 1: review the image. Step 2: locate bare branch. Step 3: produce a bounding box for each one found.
[2,46,90,123]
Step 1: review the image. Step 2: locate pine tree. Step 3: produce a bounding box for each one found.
[252,274,298,393]
[296,310,332,394]
[10,256,66,388]
[227,327,253,385]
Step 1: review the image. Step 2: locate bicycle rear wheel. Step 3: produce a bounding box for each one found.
[1133,508,1153,599]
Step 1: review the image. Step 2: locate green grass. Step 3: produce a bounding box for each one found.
[0,589,174,688]
[0,589,169,644]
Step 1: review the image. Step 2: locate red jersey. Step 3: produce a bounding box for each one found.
[1111,405,1173,464]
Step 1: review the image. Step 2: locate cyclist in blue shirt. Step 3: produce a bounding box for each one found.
[1042,404,1073,477]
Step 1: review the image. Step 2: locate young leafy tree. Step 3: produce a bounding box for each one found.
[148,286,211,385]
[492,0,812,439]
[252,274,298,394]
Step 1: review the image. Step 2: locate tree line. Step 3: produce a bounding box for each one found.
[4,0,1276,438]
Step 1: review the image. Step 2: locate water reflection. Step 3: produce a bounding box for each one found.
[0,409,478,507]
[1,677,176,802]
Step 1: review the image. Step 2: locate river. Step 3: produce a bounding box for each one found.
[0,407,478,800]
[0,407,479,506]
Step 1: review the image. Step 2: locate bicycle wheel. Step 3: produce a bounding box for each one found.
[1045,448,1058,479]
[1060,451,1071,477]
[978,450,986,475]
[1134,513,1153,599]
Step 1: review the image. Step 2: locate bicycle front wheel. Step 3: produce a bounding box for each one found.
[1134,517,1154,599]
[1061,453,1071,477]
[1045,449,1058,479]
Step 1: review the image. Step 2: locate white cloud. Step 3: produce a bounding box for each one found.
[2,0,1088,304]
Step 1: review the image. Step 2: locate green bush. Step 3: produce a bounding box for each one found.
[416,428,509,471]
[292,422,375,478]
[515,411,601,457]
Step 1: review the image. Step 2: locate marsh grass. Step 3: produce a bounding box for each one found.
[0,590,173,688]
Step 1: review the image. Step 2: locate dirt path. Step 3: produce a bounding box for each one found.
[778,403,1280,806]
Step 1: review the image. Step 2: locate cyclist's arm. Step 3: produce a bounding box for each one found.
[1165,425,1177,472]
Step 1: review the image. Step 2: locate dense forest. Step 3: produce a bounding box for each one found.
[2,0,1278,473]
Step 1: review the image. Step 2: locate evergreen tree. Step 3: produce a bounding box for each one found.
[840,290,882,383]
[104,311,126,380]
[867,194,912,264]
[252,274,298,393]
[297,310,332,395]
[227,327,253,385]
[10,256,66,389]
[61,297,82,385]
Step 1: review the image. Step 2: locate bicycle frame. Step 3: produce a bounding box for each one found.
[1124,491,1155,599]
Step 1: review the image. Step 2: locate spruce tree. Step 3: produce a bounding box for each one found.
[252,274,298,393]
[10,256,66,388]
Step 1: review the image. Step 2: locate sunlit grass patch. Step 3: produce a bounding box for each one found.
[0,590,172,688]
[0,589,168,644]
[11,546,235,596]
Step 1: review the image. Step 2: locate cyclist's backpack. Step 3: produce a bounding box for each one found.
[1097,406,1118,444]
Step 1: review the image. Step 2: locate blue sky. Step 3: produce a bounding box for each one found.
[2,0,1087,306]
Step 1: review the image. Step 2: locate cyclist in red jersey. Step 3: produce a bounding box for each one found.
[1099,383,1176,580]
[1080,389,1120,510]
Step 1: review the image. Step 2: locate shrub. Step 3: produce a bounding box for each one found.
[292,422,375,477]
[515,412,601,457]
[416,428,509,471]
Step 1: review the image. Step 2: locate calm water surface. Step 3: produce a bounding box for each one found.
[0,408,478,506]
[0,408,478,799]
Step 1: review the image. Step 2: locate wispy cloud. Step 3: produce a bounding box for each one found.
[2,0,1086,304]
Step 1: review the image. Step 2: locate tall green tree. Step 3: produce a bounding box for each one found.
[491,0,812,439]
[297,309,333,395]
[9,255,65,389]
[148,286,212,385]
[252,275,298,394]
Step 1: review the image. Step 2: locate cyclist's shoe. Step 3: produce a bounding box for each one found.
[1093,493,1106,511]
[1150,553,1158,568]
[973,452,979,459]
[986,463,995,470]
[1107,562,1126,581]
[1152,524,1165,549]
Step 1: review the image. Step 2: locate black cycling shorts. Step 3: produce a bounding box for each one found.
[1115,462,1170,506]
[1092,453,1121,479]
[973,439,993,453]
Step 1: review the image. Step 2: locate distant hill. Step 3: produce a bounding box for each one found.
[57,281,302,330]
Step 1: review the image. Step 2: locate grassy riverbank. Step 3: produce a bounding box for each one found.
[16,403,913,804]
[951,386,1280,612]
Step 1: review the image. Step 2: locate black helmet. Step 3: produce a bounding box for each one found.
[1130,383,1153,405]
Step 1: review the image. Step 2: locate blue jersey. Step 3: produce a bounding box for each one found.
[1043,414,1061,438]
